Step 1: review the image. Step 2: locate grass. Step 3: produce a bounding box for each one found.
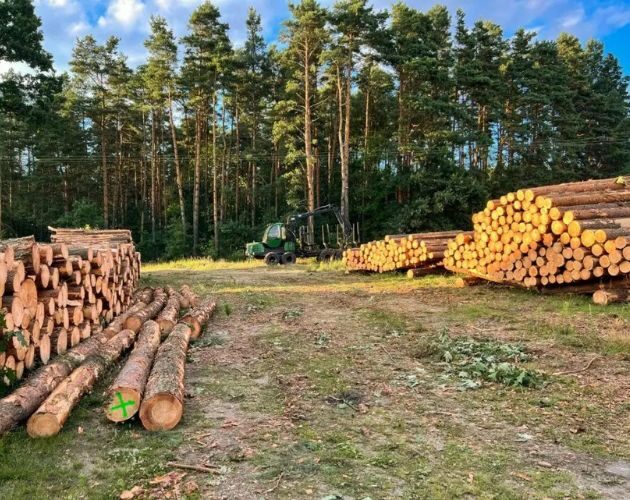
[143,257,264,272]
[0,261,628,498]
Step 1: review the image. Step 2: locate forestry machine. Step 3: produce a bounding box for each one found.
[245,204,358,265]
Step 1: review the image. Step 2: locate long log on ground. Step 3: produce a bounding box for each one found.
[105,321,161,422]
[156,289,182,336]
[138,323,192,431]
[26,329,136,437]
[140,300,216,431]
[406,266,443,279]
[180,298,217,339]
[592,288,630,305]
[124,288,168,332]
[179,285,199,309]
[0,332,108,434]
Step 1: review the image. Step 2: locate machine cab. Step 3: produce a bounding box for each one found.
[262,223,286,249]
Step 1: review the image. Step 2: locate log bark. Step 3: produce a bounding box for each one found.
[27,329,136,437]
[105,321,161,422]
[139,323,191,431]
[180,298,217,340]
[156,289,182,336]
[0,332,108,434]
[179,285,199,309]
[124,288,167,332]
[592,288,630,305]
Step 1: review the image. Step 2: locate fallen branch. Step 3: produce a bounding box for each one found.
[167,462,219,474]
[552,356,600,376]
[264,471,285,494]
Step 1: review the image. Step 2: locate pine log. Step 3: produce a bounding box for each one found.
[50,328,68,355]
[6,261,25,294]
[3,296,25,327]
[124,288,167,332]
[593,288,630,305]
[139,323,192,431]
[180,298,217,339]
[105,321,161,422]
[156,290,182,336]
[26,329,136,437]
[0,332,108,434]
[179,285,199,308]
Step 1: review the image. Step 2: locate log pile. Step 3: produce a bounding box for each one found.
[0,289,155,435]
[0,230,141,385]
[443,176,630,301]
[343,230,466,273]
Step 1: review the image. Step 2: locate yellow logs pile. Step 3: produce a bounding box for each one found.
[344,230,466,273]
[443,177,630,297]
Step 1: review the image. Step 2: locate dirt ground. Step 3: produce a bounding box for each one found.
[1,263,629,499]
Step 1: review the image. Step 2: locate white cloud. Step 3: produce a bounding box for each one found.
[48,0,69,7]
[561,8,584,29]
[106,0,146,27]
[69,21,89,35]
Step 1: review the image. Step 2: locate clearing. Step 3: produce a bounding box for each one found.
[1,261,629,499]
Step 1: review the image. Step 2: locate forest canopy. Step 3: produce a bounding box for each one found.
[0,0,629,260]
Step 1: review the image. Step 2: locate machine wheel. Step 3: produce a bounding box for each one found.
[281,252,297,265]
[264,252,281,266]
[331,249,343,261]
[317,249,331,262]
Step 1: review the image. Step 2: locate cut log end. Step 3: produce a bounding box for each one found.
[105,388,141,423]
[139,394,183,431]
[26,413,62,438]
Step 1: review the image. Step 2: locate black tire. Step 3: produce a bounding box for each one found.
[318,249,331,262]
[281,252,297,265]
[264,252,280,266]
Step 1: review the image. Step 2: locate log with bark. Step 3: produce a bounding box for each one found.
[26,329,136,437]
[124,288,168,332]
[105,321,162,422]
[139,299,217,431]
[0,332,108,434]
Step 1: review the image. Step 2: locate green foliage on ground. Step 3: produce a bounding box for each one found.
[433,331,546,390]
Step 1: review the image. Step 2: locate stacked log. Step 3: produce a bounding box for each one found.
[0,230,141,385]
[140,298,217,431]
[343,230,465,273]
[443,176,630,300]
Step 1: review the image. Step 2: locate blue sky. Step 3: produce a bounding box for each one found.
[15,0,630,74]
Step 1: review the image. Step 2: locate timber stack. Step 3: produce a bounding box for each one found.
[343,230,466,273]
[0,229,141,385]
[443,176,630,303]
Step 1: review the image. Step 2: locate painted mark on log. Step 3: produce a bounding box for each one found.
[110,392,135,418]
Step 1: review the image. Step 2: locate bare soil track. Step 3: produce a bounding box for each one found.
[1,263,629,499]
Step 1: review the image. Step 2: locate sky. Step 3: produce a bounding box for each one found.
[9,0,630,74]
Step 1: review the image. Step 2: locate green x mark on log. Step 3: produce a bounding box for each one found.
[110,392,135,418]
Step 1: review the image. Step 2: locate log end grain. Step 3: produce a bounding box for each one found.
[26,413,61,438]
[139,393,183,431]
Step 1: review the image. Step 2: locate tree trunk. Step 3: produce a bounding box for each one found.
[105,320,161,422]
[192,107,202,255]
[304,40,315,244]
[212,91,219,254]
[168,90,186,236]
